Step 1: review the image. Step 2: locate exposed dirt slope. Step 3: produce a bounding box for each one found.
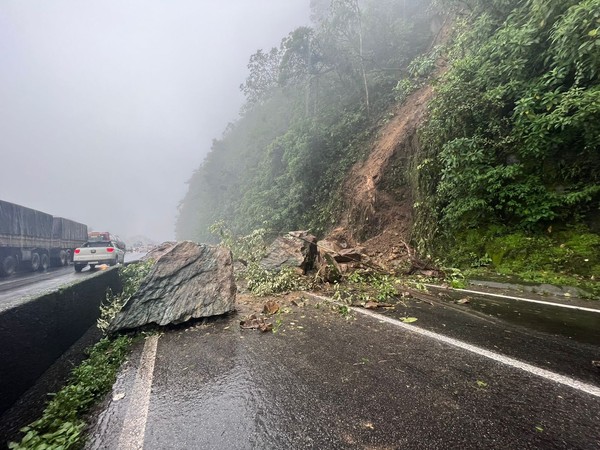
[327,19,453,272]
[331,80,436,271]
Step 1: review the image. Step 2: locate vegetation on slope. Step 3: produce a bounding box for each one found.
[176,0,435,241]
[177,0,599,287]
[414,0,600,287]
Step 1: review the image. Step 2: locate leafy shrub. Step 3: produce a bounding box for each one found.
[210,222,313,296]
[245,264,313,296]
[416,0,600,256]
[209,220,267,263]
[97,260,154,333]
[334,271,398,304]
[9,336,132,450]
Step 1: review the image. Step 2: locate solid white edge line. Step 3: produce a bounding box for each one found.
[425,284,600,314]
[305,293,600,398]
[117,334,159,450]
[356,307,600,398]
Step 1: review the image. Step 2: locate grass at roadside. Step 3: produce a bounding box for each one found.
[8,335,133,450]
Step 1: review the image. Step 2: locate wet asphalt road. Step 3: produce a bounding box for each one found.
[87,293,600,449]
[377,289,600,386]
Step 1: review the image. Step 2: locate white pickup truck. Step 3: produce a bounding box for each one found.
[73,239,125,272]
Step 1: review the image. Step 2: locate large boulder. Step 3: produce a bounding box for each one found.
[260,231,317,274]
[110,241,236,332]
[142,241,177,262]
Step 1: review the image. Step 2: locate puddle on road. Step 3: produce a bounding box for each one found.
[442,291,600,345]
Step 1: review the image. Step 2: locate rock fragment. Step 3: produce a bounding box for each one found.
[260,231,317,274]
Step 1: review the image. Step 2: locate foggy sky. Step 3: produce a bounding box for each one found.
[0,1,310,243]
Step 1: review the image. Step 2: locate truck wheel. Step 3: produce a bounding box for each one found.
[74,263,85,273]
[30,253,40,271]
[0,256,17,276]
[59,250,68,266]
[40,254,50,271]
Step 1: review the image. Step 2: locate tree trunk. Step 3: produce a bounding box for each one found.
[356,1,370,116]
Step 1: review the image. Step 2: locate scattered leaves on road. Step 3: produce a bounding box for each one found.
[363,421,375,430]
[291,297,308,307]
[354,358,370,366]
[476,380,488,388]
[364,301,395,309]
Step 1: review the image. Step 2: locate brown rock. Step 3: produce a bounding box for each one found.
[240,314,273,333]
[317,239,343,254]
[334,248,365,263]
[263,300,280,315]
[260,231,317,274]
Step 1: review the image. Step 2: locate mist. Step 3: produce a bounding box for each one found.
[0,1,310,243]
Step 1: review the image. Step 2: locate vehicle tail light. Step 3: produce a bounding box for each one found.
[74,249,80,254]
[106,247,114,253]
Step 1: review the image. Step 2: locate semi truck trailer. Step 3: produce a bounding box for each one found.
[0,200,88,276]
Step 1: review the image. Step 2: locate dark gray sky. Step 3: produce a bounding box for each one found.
[0,1,310,242]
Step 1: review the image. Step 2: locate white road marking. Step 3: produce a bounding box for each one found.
[305,293,600,398]
[117,334,159,450]
[357,307,600,398]
[425,284,600,313]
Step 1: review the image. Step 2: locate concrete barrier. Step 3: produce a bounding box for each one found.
[0,268,122,415]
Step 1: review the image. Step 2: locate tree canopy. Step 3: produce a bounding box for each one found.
[177,0,599,284]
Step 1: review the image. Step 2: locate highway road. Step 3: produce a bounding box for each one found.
[86,290,600,449]
[1,255,597,448]
[0,253,146,310]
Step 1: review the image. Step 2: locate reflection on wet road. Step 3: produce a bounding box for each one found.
[378,288,600,386]
[452,293,600,344]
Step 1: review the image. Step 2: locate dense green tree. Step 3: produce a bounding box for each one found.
[177,0,434,242]
[415,0,600,254]
[177,0,599,274]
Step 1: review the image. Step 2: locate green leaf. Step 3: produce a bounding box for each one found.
[400,317,418,323]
